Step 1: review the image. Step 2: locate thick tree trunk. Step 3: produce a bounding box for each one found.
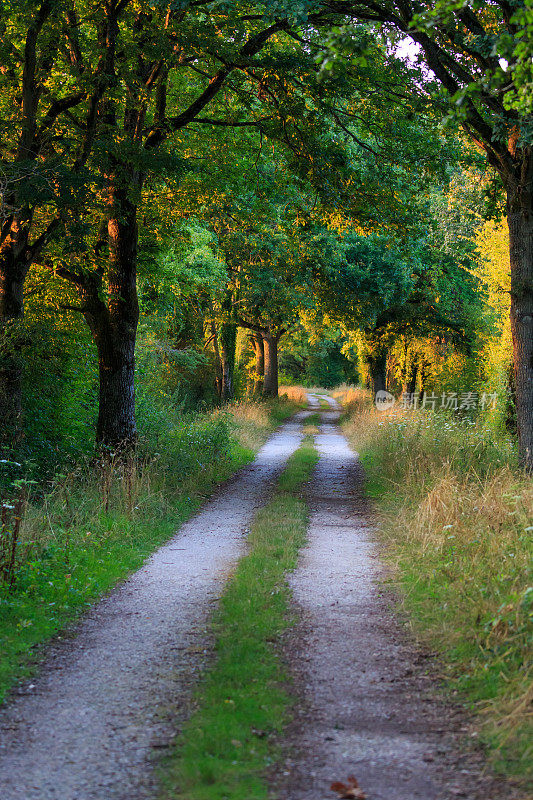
[251,333,264,395]
[263,334,279,397]
[82,190,139,450]
[0,248,29,450]
[219,321,236,401]
[0,254,26,322]
[507,183,533,471]
[95,325,137,448]
[367,349,387,396]
[100,195,138,447]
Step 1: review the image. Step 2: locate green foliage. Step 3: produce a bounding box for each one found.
[504,1,533,115]
[280,329,357,388]
[410,0,533,128]
[311,230,413,327]
[140,220,227,307]
[0,317,97,490]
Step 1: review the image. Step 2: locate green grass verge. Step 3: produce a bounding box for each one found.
[268,398,305,422]
[0,400,298,704]
[159,436,318,800]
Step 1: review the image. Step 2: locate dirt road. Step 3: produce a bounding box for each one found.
[0,400,518,800]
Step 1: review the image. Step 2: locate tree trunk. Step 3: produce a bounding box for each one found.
[94,323,137,448]
[507,179,533,471]
[418,360,429,405]
[0,255,26,450]
[263,334,279,397]
[219,321,236,402]
[0,253,27,323]
[404,357,418,396]
[210,317,223,398]
[367,349,387,396]
[81,188,139,449]
[251,333,264,395]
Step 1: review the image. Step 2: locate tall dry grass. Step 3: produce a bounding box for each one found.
[343,406,532,784]
[331,384,372,415]
[279,385,308,404]
[216,401,285,451]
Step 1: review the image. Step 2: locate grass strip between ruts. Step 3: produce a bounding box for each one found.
[159,435,318,800]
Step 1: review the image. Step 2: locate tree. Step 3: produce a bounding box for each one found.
[310,229,412,391]
[232,227,313,397]
[250,333,265,394]
[1,1,318,446]
[314,0,533,466]
[0,0,121,445]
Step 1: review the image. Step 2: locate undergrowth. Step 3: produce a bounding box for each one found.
[0,399,297,703]
[159,436,318,800]
[340,401,532,788]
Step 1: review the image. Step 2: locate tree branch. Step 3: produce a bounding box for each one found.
[330,111,382,158]
[37,91,85,138]
[190,116,273,127]
[144,19,290,149]
[26,217,61,261]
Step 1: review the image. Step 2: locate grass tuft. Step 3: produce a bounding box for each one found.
[331,384,372,416]
[279,385,308,404]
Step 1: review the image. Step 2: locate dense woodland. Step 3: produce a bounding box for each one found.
[0,3,532,788]
[0,0,532,478]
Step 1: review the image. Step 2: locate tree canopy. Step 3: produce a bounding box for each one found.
[0,0,531,468]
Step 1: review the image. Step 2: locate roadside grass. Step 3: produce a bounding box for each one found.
[341,405,532,787]
[279,385,308,404]
[331,385,371,416]
[159,436,318,800]
[279,385,334,407]
[0,399,298,704]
